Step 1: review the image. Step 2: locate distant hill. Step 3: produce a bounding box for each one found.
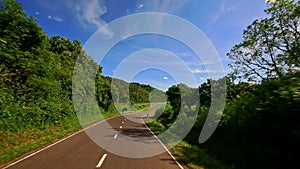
[110,78,166,104]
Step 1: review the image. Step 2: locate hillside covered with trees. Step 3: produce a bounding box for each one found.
[147,0,300,169]
[1,0,299,168]
[0,0,165,163]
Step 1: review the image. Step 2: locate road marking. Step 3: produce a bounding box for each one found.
[119,126,123,129]
[1,129,83,169]
[113,134,118,139]
[1,115,120,169]
[96,153,108,168]
[143,120,184,169]
[3,106,159,169]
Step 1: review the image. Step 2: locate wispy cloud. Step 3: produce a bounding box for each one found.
[191,69,201,74]
[191,68,225,74]
[73,0,113,38]
[210,1,236,25]
[137,3,144,9]
[36,0,114,37]
[136,0,189,25]
[141,0,189,13]
[148,80,172,91]
[174,51,195,57]
[47,15,63,22]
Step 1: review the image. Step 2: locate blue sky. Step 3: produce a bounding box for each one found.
[17,0,269,91]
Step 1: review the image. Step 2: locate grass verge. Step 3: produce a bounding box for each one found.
[114,103,150,113]
[0,119,80,165]
[0,103,151,166]
[133,103,150,111]
[146,120,231,169]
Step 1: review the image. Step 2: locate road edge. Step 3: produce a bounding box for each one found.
[1,115,117,169]
[142,118,185,169]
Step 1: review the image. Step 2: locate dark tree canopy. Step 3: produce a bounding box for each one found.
[228,0,300,82]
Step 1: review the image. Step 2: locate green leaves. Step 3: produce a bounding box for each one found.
[0,0,85,132]
[0,1,45,52]
[166,85,181,110]
[228,0,300,82]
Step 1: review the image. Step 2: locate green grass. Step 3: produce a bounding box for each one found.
[0,113,110,165]
[133,103,150,111]
[0,115,106,165]
[114,103,150,113]
[144,120,165,135]
[0,119,81,165]
[171,141,232,169]
[0,112,103,165]
[146,120,231,169]
[0,103,151,166]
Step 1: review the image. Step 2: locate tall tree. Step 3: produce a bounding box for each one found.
[166,85,181,110]
[227,0,300,82]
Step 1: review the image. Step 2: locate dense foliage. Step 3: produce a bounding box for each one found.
[0,0,165,163]
[228,0,300,81]
[149,1,300,169]
[0,0,165,130]
[111,79,166,104]
[1,0,299,168]
[0,0,81,131]
[214,73,300,169]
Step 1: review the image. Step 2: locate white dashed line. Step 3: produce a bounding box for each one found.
[96,153,108,168]
[113,134,118,139]
[2,115,120,169]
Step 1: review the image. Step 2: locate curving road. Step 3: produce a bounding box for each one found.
[3,105,186,169]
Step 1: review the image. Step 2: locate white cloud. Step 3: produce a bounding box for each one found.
[137,4,144,9]
[191,68,225,74]
[35,0,113,37]
[266,0,277,3]
[191,69,201,74]
[174,51,194,57]
[210,1,236,24]
[35,12,39,15]
[73,0,113,38]
[142,0,189,13]
[163,76,168,80]
[47,15,63,22]
[148,80,171,91]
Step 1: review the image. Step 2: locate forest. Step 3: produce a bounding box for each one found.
[1,0,300,168]
[0,0,164,163]
[147,0,300,169]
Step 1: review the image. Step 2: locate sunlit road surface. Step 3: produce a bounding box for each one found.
[3,105,186,169]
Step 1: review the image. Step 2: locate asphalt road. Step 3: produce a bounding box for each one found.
[3,105,186,169]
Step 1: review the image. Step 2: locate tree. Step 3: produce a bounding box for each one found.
[95,68,113,111]
[0,0,45,52]
[218,72,300,169]
[166,85,181,110]
[227,0,300,82]
[0,0,85,130]
[199,79,211,107]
